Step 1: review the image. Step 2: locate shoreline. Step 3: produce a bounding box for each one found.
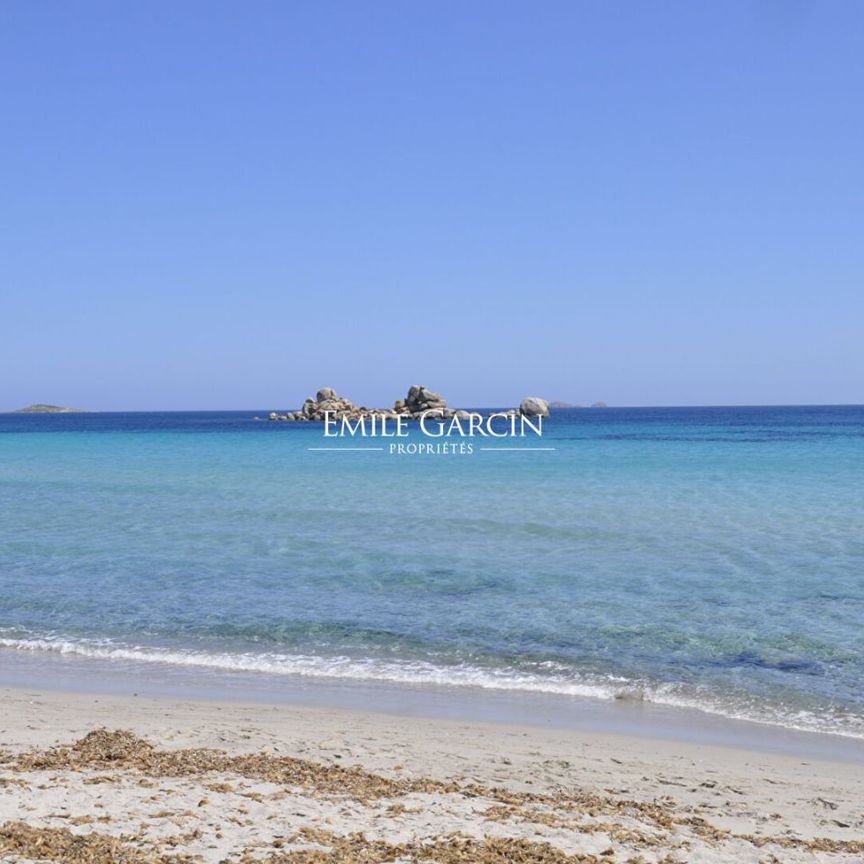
[2,685,864,862]
[2,647,864,766]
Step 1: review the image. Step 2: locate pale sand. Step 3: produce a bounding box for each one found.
[1,686,863,863]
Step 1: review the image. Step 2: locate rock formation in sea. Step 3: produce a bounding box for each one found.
[269,386,472,422]
[268,387,552,422]
[518,397,550,417]
[397,385,447,416]
[269,388,373,422]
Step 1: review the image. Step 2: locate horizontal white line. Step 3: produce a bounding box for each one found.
[479,447,557,451]
[307,447,384,451]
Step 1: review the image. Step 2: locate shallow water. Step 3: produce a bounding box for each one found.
[1,406,863,738]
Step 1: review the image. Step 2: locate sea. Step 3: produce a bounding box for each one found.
[1,406,863,745]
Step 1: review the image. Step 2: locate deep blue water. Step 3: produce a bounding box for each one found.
[1,406,863,737]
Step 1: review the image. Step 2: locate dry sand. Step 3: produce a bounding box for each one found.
[1,686,863,863]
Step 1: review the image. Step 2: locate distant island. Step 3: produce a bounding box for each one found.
[11,404,87,414]
[549,401,581,408]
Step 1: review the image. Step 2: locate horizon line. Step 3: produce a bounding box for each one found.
[3,402,864,414]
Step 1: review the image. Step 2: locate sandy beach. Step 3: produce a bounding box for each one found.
[5,0,864,860]
[1,687,863,863]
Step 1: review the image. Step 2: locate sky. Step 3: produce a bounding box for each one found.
[1,1,862,410]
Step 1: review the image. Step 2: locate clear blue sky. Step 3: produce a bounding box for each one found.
[1,1,861,409]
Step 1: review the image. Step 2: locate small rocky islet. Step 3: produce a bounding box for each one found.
[12,404,87,413]
[266,386,550,422]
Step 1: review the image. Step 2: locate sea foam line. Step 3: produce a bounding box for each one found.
[1,635,862,740]
[0,635,613,697]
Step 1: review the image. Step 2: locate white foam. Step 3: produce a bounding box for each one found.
[1,635,862,740]
[0,635,618,696]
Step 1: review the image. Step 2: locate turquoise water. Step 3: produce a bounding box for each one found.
[1,407,863,737]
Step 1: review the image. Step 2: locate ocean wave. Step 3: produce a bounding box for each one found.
[2,634,863,740]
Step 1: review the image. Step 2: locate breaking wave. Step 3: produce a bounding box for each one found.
[2,633,862,740]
